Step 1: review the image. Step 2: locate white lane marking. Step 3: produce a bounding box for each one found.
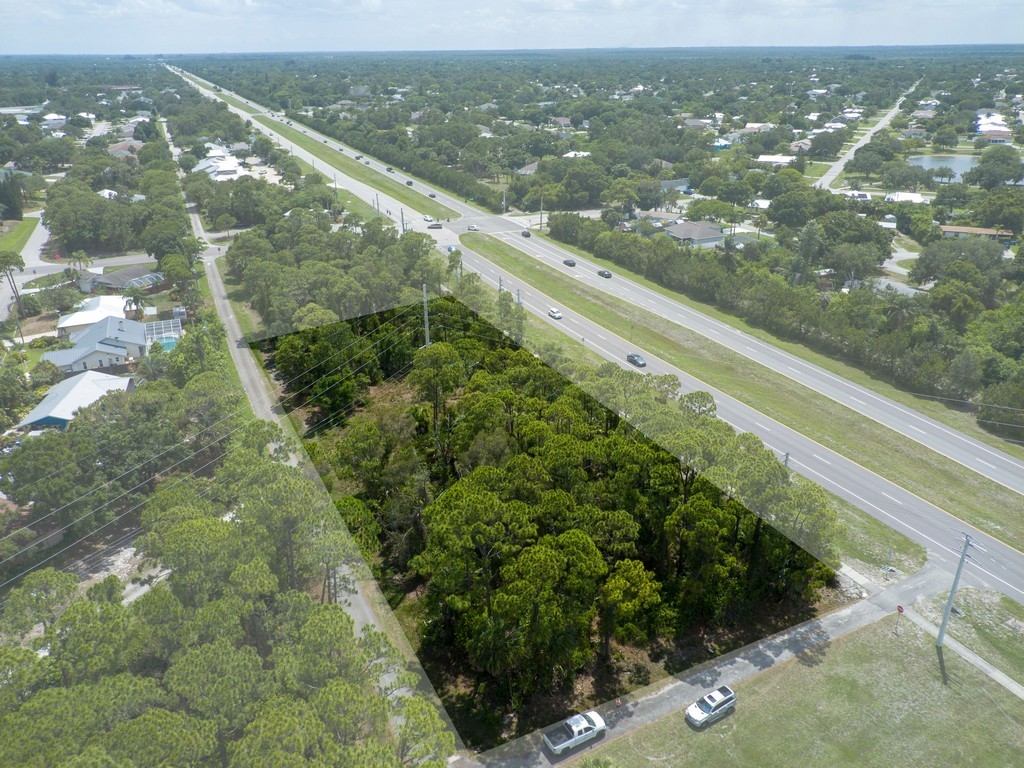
[755,422,771,432]
[812,454,832,465]
[882,492,903,505]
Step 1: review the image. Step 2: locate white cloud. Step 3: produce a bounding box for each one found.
[3,0,1023,54]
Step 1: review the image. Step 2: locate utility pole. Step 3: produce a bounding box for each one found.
[502,189,506,213]
[498,276,504,293]
[422,284,430,347]
[515,288,521,307]
[400,209,406,232]
[540,194,544,230]
[937,533,984,649]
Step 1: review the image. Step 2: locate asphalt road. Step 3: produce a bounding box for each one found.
[235,93,1024,504]
[1,213,158,324]
[813,79,920,190]
[175,71,1024,605]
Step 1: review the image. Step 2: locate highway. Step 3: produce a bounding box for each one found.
[175,70,1024,605]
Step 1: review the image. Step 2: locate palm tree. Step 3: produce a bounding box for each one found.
[71,250,93,274]
[122,286,150,319]
[0,249,26,346]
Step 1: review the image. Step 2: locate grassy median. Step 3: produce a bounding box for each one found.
[252,116,456,221]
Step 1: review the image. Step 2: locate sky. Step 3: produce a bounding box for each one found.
[4,0,1024,55]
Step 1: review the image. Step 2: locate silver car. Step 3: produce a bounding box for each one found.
[685,685,735,727]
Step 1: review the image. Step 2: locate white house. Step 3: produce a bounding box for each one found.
[884,192,927,204]
[56,295,126,337]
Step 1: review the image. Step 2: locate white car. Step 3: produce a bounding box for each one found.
[685,685,736,727]
[423,215,434,222]
[548,308,563,320]
[467,224,480,231]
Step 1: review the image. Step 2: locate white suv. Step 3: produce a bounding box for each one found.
[685,685,735,727]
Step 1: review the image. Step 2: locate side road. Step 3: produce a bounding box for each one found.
[461,562,1023,768]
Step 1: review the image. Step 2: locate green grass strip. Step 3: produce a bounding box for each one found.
[0,217,39,254]
[252,116,456,220]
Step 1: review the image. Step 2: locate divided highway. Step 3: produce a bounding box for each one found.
[175,70,1024,604]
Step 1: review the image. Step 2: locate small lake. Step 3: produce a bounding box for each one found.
[907,154,979,181]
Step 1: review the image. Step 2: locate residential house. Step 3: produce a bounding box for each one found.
[43,317,149,373]
[79,264,165,294]
[57,295,126,337]
[16,371,135,430]
[664,221,725,249]
[757,154,797,167]
[939,225,1013,241]
[884,192,926,204]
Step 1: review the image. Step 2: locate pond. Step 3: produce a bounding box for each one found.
[906,154,979,181]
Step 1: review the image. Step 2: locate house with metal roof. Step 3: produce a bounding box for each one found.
[16,371,135,430]
[56,295,126,337]
[43,317,147,373]
[664,221,725,249]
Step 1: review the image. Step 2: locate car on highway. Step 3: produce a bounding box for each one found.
[364,160,370,164]
[467,224,480,231]
[424,215,434,222]
[521,230,531,237]
[626,353,647,368]
[685,685,735,727]
[429,192,437,198]
[597,269,612,278]
[386,166,394,172]
[355,154,363,159]
[427,222,442,229]
[405,180,413,186]
[548,308,563,320]
[563,258,576,267]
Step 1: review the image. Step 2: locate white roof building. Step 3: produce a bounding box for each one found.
[884,192,927,204]
[757,154,797,166]
[562,150,592,158]
[56,295,126,336]
[16,371,135,429]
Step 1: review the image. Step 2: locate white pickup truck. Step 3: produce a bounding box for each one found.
[541,711,606,755]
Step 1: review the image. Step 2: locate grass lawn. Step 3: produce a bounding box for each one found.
[831,494,926,579]
[803,162,830,180]
[252,115,456,220]
[895,259,918,271]
[24,272,71,289]
[916,588,1024,683]
[214,258,263,338]
[892,233,922,253]
[461,233,1024,550]
[0,217,39,254]
[196,272,246,397]
[580,618,1024,768]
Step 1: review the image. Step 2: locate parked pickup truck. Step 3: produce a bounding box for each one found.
[542,711,606,755]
